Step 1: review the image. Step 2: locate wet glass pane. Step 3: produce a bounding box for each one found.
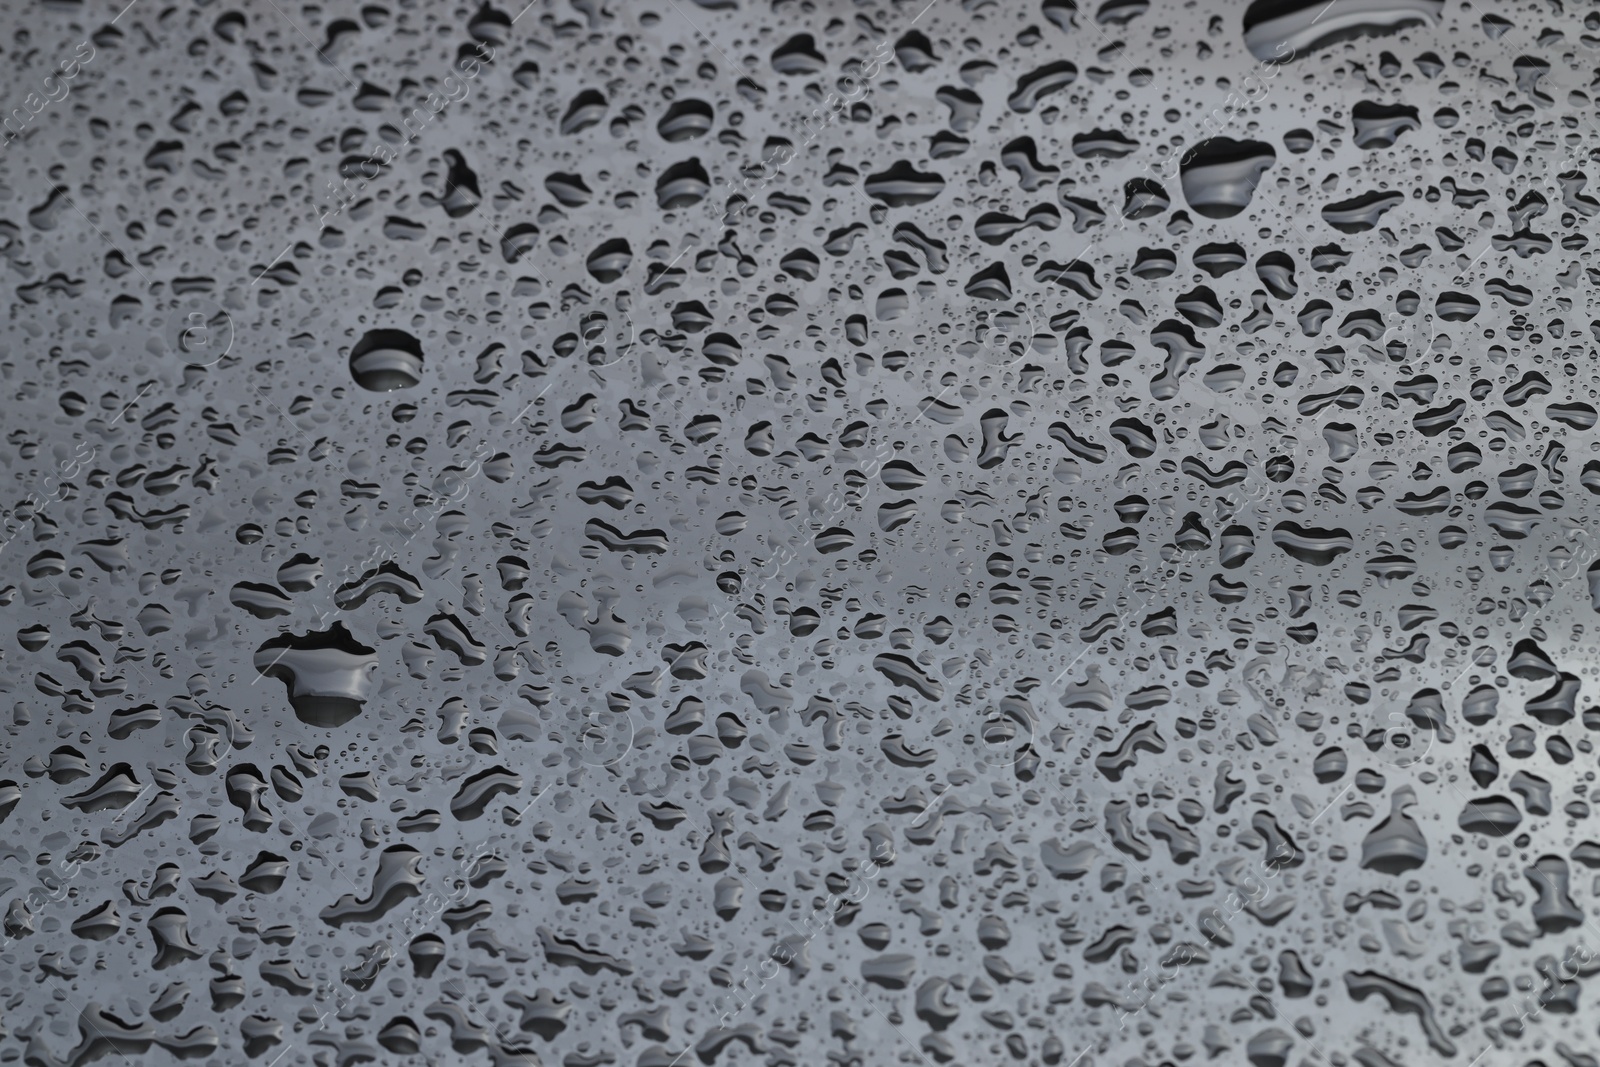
[1,0,1595,1064]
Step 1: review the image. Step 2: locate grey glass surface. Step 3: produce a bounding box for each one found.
[2,0,1598,1064]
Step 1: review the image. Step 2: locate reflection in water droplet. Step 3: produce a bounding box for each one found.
[349,329,425,391]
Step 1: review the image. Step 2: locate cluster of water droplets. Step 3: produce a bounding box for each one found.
[5,0,1600,1064]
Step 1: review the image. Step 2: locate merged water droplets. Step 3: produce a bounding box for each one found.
[253,623,380,727]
